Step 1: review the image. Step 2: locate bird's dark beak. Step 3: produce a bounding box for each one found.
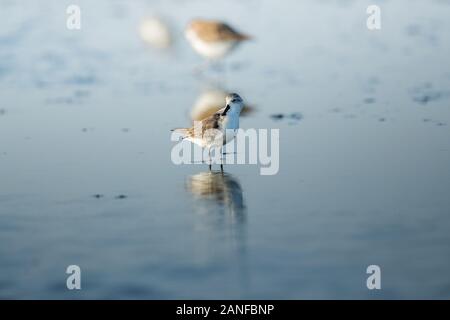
[221,104,231,116]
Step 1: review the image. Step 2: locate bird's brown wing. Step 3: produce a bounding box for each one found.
[200,112,221,138]
[174,111,223,140]
[192,20,250,42]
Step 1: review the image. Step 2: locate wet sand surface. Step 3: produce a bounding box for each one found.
[0,0,450,299]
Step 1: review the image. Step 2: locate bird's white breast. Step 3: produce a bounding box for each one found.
[186,29,237,60]
[221,113,239,145]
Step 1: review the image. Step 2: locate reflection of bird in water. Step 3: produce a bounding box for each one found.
[186,171,246,223]
[191,88,254,122]
[186,171,249,295]
[185,19,250,61]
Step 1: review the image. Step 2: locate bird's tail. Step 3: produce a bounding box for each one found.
[171,128,190,139]
[238,33,252,41]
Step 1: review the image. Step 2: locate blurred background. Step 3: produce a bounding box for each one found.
[0,0,450,299]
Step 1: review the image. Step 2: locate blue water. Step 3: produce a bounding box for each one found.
[0,0,450,299]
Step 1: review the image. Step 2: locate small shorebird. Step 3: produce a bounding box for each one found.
[173,93,244,170]
[185,19,250,61]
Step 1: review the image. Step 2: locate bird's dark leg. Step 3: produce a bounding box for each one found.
[208,147,212,171]
[220,146,224,172]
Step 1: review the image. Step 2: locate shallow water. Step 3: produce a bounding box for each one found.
[1,0,450,299]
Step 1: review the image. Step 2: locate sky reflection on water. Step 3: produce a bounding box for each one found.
[0,0,450,299]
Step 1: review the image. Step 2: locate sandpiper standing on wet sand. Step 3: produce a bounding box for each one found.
[172,93,244,171]
[185,19,250,61]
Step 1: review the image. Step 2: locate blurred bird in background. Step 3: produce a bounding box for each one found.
[185,19,250,62]
[139,16,173,49]
[191,88,254,122]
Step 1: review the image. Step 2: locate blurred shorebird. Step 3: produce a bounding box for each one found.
[173,93,244,170]
[185,19,250,61]
[139,17,172,49]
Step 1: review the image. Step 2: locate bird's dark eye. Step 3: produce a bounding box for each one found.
[231,99,237,103]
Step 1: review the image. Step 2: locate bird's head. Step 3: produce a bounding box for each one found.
[225,93,244,114]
